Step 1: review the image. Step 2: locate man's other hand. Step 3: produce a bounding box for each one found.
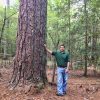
[65,69,69,73]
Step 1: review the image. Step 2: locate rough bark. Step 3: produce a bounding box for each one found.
[10,0,47,89]
[32,0,47,84]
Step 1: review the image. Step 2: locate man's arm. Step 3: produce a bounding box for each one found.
[44,44,52,54]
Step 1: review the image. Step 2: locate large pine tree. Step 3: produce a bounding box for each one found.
[10,0,47,89]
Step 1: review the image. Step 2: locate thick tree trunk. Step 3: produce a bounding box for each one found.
[32,0,47,84]
[10,0,47,89]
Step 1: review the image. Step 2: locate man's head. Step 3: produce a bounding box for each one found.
[59,44,65,52]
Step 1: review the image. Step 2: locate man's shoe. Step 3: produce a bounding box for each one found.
[56,93,64,96]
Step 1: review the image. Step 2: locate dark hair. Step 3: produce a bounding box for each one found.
[60,44,65,48]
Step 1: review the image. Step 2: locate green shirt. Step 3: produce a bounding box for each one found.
[52,50,70,68]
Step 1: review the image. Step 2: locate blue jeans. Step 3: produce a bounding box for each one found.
[57,67,68,95]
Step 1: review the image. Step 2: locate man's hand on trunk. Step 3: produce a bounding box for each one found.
[44,44,52,54]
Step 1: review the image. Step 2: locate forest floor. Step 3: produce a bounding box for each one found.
[0,67,100,100]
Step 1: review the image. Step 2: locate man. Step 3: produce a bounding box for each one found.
[44,44,70,96]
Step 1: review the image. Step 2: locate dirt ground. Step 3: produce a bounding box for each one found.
[0,67,100,100]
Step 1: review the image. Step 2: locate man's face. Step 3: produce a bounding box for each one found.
[60,46,65,52]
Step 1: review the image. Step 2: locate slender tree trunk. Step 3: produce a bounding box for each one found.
[84,0,88,76]
[68,0,71,54]
[48,30,60,83]
[3,40,7,59]
[3,0,10,59]
[52,41,59,83]
[0,7,6,44]
[6,0,10,27]
[68,0,72,67]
